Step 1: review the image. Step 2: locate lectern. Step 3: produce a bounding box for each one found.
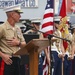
[14,38,49,75]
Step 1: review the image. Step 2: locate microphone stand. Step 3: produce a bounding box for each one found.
[48,35,54,75]
[47,34,71,75]
[23,24,71,75]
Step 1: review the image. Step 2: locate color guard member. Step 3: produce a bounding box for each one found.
[62,17,73,75]
[45,16,65,75]
[22,18,44,75]
[70,24,75,75]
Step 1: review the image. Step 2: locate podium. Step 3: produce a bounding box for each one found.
[14,38,49,75]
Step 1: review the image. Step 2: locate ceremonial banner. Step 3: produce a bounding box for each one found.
[59,0,69,51]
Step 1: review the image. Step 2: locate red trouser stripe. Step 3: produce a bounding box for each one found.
[0,60,5,75]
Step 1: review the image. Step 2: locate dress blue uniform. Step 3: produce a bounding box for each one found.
[52,30,62,75]
[51,16,63,75]
[70,25,75,75]
[62,17,72,75]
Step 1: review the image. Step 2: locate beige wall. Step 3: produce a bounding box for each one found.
[72,0,75,2]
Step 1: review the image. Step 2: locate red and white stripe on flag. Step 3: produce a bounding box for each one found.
[43,56,48,75]
[41,0,54,38]
[43,46,50,75]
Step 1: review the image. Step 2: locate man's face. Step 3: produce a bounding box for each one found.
[73,28,75,33]
[54,23,59,29]
[33,23,40,30]
[10,11,21,22]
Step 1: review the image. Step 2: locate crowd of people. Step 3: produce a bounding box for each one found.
[1,3,75,75]
[45,16,74,75]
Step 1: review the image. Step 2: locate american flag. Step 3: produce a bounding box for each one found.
[41,0,54,75]
[43,56,49,75]
[42,46,50,75]
[41,0,54,38]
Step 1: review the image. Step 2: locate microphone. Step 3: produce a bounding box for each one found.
[68,28,72,30]
[23,22,35,29]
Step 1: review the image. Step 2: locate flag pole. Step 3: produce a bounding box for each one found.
[48,65,50,75]
[59,0,67,75]
[48,35,55,75]
[62,58,64,75]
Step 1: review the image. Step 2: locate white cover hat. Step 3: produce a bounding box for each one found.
[31,18,41,23]
[54,16,61,21]
[4,3,23,13]
[67,16,70,21]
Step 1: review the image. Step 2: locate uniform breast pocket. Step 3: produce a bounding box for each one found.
[5,30,15,39]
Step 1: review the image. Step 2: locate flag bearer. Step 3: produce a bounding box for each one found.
[45,16,65,75]
[22,18,44,75]
[52,16,65,75]
[62,17,73,75]
[70,24,75,75]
